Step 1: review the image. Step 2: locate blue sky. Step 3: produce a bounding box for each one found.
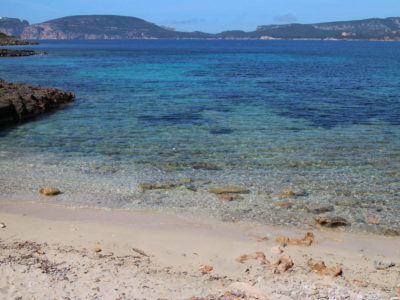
[2,0,400,33]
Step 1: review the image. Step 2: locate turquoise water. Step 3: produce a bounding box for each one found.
[0,40,399,234]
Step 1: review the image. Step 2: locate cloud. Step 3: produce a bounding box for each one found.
[161,18,205,26]
[274,14,298,23]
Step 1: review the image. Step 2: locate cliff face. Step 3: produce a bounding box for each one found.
[1,15,400,40]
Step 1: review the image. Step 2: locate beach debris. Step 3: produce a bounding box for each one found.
[273,254,294,272]
[276,201,295,208]
[248,233,269,241]
[396,284,400,295]
[305,204,334,214]
[275,232,314,247]
[93,248,102,253]
[315,216,348,227]
[207,186,250,194]
[367,217,379,225]
[200,265,213,274]
[270,246,283,254]
[0,222,6,228]
[39,187,61,196]
[132,247,149,257]
[139,182,181,192]
[373,260,395,270]
[308,258,342,277]
[218,194,243,201]
[235,251,270,265]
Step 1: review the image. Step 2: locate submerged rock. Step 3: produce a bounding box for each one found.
[217,194,243,201]
[306,204,334,214]
[315,216,349,227]
[0,78,75,126]
[188,162,221,170]
[139,182,181,192]
[39,187,61,196]
[207,186,250,194]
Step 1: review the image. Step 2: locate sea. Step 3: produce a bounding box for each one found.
[0,40,399,235]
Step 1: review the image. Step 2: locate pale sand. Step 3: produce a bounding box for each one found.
[0,200,399,299]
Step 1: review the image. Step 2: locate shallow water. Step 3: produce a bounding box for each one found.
[0,40,399,234]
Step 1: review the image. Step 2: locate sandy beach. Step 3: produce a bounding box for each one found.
[0,200,399,299]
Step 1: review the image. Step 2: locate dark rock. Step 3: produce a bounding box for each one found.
[315,216,349,227]
[188,162,221,170]
[0,78,75,126]
[0,49,47,57]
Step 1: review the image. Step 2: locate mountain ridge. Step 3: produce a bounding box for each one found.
[1,15,400,40]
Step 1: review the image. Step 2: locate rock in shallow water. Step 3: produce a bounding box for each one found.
[315,216,348,227]
[306,204,334,214]
[39,187,61,196]
[207,186,250,194]
[0,78,75,126]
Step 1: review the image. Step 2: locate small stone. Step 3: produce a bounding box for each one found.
[0,222,5,228]
[275,232,314,246]
[270,246,283,254]
[306,204,334,214]
[396,284,400,295]
[367,217,379,225]
[93,248,102,253]
[276,201,294,208]
[373,260,395,270]
[39,187,61,196]
[315,216,348,227]
[280,189,294,197]
[139,182,181,192]
[200,265,213,274]
[235,251,270,264]
[274,254,293,272]
[207,186,250,194]
[307,258,342,277]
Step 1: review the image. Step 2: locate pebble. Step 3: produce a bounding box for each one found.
[93,248,102,253]
[270,246,283,254]
[0,222,6,228]
[39,187,61,196]
[373,260,395,270]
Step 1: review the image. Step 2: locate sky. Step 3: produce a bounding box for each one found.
[2,0,400,33]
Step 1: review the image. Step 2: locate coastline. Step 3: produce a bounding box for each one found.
[0,200,399,299]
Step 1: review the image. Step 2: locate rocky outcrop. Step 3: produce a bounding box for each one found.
[0,78,75,126]
[0,32,38,45]
[0,49,47,57]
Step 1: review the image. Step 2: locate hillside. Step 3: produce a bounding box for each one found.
[0,15,212,40]
[0,32,38,45]
[0,15,400,40]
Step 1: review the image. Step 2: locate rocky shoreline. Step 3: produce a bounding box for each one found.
[0,78,75,126]
[0,49,47,57]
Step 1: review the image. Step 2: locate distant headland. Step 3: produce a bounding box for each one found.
[1,15,400,41]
